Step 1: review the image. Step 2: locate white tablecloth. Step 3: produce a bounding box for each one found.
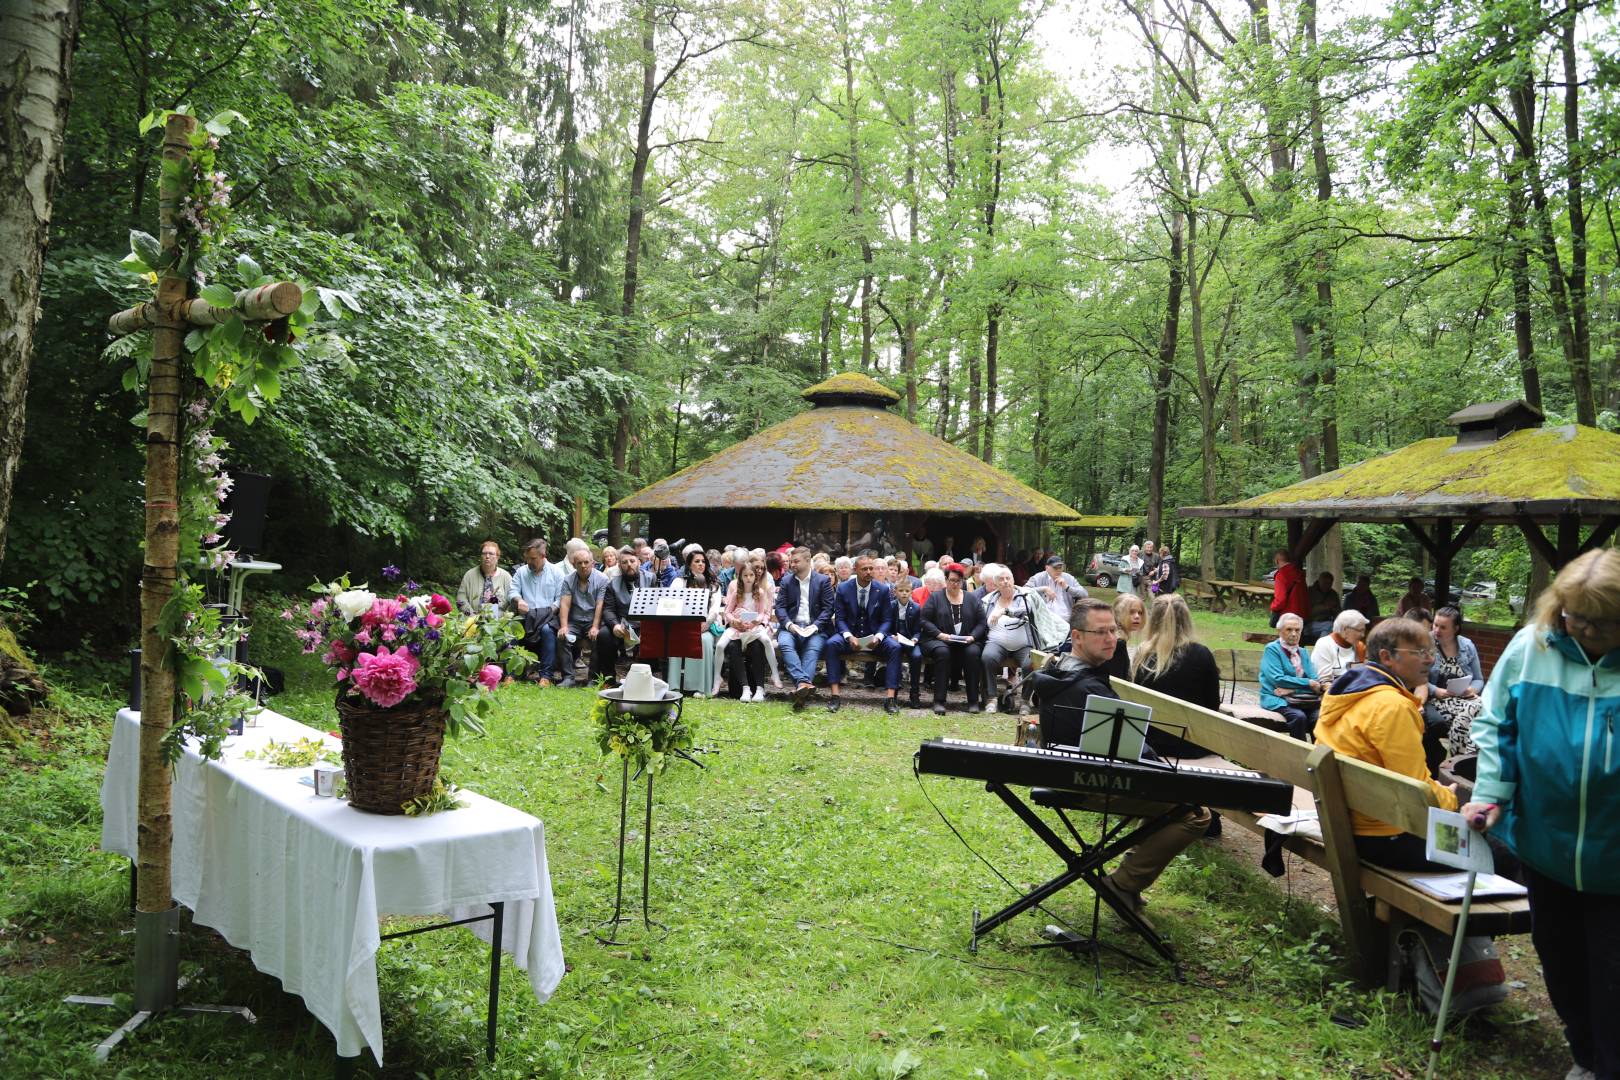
[100,708,565,1062]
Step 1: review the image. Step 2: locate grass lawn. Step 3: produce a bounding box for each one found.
[1,673,1569,1078]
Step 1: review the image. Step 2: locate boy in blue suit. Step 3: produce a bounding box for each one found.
[825,553,903,713]
[776,546,837,710]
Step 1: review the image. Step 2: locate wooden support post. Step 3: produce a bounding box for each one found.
[1558,514,1581,566]
[1580,515,1620,557]
[1434,518,1453,609]
[1306,743,1382,983]
[1515,515,1560,568]
[1288,518,1334,567]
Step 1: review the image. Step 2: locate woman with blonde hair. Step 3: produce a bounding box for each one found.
[1463,549,1620,1080]
[1130,593,1222,758]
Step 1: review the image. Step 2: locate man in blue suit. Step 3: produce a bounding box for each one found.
[826,553,903,714]
[776,545,836,710]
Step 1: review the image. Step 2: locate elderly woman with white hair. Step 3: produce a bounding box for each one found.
[1310,608,1369,687]
[1261,612,1325,740]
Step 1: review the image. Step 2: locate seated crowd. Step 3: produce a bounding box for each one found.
[459,534,1083,714]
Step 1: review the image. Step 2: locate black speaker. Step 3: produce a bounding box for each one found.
[223,472,270,554]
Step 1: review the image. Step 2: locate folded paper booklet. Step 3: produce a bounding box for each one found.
[1445,676,1473,696]
[795,624,817,638]
[857,634,881,650]
[894,635,916,648]
[1406,872,1526,901]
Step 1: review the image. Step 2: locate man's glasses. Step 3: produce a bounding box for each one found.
[1075,627,1116,636]
[1394,647,1436,661]
[1563,610,1620,635]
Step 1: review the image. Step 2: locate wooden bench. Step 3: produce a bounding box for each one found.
[1113,681,1531,984]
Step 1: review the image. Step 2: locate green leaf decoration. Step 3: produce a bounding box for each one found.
[235,254,262,283]
[200,283,237,309]
[119,251,151,276]
[183,330,205,352]
[130,230,163,272]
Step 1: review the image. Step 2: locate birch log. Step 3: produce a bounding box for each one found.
[107,281,302,337]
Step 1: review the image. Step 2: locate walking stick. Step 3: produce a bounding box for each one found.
[1424,868,1478,1080]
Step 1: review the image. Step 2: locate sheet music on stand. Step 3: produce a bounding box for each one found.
[626,587,711,620]
[1045,695,1180,768]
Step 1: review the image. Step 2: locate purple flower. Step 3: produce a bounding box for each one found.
[405,580,420,592]
[427,630,441,641]
[408,642,422,655]
[382,564,401,581]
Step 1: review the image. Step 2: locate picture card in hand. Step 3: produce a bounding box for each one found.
[1425,806,1495,873]
[1445,676,1473,696]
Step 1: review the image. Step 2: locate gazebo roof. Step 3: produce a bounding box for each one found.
[614,372,1077,519]
[1182,423,1620,523]
[1053,514,1142,530]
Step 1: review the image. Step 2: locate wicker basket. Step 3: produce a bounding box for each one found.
[335,694,447,814]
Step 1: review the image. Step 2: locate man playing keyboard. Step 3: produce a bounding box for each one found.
[1032,598,1212,925]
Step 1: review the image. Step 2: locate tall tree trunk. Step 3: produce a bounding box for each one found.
[1507,180,1540,408]
[1186,206,1218,582]
[837,7,873,372]
[1560,14,1593,425]
[1226,328,1248,579]
[1510,74,1589,422]
[0,0,79,568]
[1302,0,1341,587]
[606,1,656,543]
[1146,210,1184,544]
[966,321,982,455]
[819,297,832,381]
[978,32,1008,465]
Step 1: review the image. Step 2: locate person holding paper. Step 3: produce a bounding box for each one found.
[774,546,836,710]
[556,547,609,687]
[891,578,924,708]
[1424,606,1485,764]
[1463,549,1620,1080]
[719,558,774,701]
[824,554,902,714]
[920,563,987,714]
[1313,617,1459,870]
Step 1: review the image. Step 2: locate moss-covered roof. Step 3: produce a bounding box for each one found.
[1182,424,1620,522]
[800,371,902,405]
[1053,515,1144,529]
[615,384,1077,519]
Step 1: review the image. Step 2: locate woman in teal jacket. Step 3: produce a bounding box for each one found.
[1259,613,1324,741]
[1464,549,1620,1080]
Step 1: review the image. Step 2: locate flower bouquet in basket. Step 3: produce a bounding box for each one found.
[289,574,533,812]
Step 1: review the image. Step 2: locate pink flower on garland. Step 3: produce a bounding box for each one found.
[350,646,420,708]
[361,598,403,628]
[477,664,502,691]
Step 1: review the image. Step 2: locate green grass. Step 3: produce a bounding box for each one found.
[1,673,1569,1078]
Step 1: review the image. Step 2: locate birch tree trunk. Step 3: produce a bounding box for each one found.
[137,113,195,915]
[0,0,80,568]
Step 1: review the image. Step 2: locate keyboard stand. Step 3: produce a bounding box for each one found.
[969,780,1188,979]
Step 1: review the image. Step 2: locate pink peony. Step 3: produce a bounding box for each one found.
[350,646,420,708]
[425,613,444,629]
[429,594,452,615]
[477,664,503,691]
[361,598,404,628]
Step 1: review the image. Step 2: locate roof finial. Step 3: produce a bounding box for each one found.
[801,372,901,408]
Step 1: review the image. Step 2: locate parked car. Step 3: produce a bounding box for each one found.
[1459,581,1498,602]
[1423,579,1462,606]
[1084,553,1133,589]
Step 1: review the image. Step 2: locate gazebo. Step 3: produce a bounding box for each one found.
[1180,400,1620,605]
[1052,515,1143,568]
[614,372,1078,559]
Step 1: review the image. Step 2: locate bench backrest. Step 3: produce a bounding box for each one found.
[1114,680,1439,836]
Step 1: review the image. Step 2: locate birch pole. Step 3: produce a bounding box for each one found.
[135,113,195,921]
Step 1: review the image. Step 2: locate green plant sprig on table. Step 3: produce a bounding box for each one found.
[592,683,696,777]
[243,736,341,769]
[402,778,466,816]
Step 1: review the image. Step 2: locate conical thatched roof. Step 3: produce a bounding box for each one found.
[614,372,1077,519]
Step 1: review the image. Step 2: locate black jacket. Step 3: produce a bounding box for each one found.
[1132,643,1221,757]
[1033,655,1116,749]
[920,590,988,644]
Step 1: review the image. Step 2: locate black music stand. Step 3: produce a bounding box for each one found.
[971,703,1188,980]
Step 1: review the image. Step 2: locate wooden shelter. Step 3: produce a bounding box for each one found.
[1052,514,1143,566]
[614,372,1078,559]
[1180,400,1620,603]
